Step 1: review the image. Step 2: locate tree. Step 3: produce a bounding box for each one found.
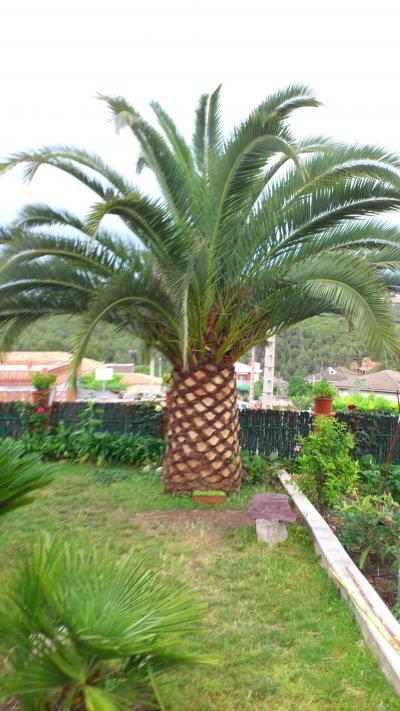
[0,439,54,518]
[287,376,312,398]
[1,84,400,493]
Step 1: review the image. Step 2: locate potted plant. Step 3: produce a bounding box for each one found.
[192,490,226,505]
[31,371,57,408]
[312,379,336,416]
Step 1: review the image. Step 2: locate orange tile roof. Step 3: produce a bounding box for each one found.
[0,352,103,379]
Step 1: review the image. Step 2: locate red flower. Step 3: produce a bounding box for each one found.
[347,404,357,411]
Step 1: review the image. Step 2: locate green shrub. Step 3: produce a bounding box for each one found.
[287,376,312,398]
[359,454,400,501]
[19,402,165,466]
[333,392,397,414]
[312,379,336,399]
[0,438,54,518]
[22,426,165,467]
[295,416,359,511]
[19,400,50,437]
[291,394,312,411]
[241,450,282,486]
[31,371,57,390]
[80,370,128,392]
[339,494,400,572]
[0,536,213,710]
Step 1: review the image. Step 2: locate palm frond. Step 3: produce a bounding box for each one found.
[0,85,399,368]
[0,536,214,710]
[0,439,54,518]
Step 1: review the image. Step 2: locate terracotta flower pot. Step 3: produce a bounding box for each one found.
[313,396,333,416]
[193,493,226,505]
[31,390,50,408]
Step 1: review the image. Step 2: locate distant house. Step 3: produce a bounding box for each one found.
[104,363,162,398]
[306,365,400,402]
[0,352,102,403]
[234,361,261,387]
[305,366,357,389]
[118,372,162,398]
[341,370,400,402]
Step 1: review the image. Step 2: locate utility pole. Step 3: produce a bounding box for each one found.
[149,351,155,381]
[248,347,255,404]
[261,336,276,409]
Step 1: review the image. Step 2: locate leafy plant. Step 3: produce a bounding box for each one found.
[241,450,268,486]
[19,421,165,468]
[31,371,57,391]
[358,454,400,501]
[80,370,128,392]
[291,394,312,411]
[0,438,54,518]
[295,416,359,511]
[333,392,397,414]
[287,376,312,399]
[338,494,400,579]
[0,536,213,710]
[19,400,51,437]
[241,450,282,486]
[312,379,337,399]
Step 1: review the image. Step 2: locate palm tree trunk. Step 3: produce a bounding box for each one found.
[163,362,242,493]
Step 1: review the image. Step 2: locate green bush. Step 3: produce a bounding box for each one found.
[80,370,128,392]
[241,450,282,486]
[333,392,397,414]
[287,376,312,398]
[291,394,312,411]
[0,438,54,519]
[31,371,57,390]
[339,494,400,573]
[358,454,400,501]
[19,403,165,467]
[295,416,359,511]
[0,536,213,710]
[312,379,336,399]
[22,426,165,467]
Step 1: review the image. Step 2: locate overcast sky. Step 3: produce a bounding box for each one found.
[1,0,400,226]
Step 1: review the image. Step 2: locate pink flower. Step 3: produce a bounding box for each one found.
[293,445,301,454]
[37,406,45,413]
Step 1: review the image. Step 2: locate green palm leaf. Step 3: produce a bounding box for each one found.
[0,85,399,432]
[0,536,215,710]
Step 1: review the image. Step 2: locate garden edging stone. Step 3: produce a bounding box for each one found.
[279,470,400,696]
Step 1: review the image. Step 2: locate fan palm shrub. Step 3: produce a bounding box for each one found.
[0,438,53,518]
[0,536,212,710]
[1,84,400,493]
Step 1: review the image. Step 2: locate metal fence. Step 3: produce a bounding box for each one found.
[1,402,399,464]
[239,409,400,463]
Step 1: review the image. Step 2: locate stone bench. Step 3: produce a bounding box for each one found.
[248,493,296,545]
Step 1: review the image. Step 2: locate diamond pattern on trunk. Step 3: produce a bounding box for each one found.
[163,361,242,493]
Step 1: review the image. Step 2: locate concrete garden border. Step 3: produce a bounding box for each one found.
[279,470,400,695]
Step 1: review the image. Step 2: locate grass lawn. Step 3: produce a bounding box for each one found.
[1,463,400,710]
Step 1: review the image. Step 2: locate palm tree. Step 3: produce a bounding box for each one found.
[0,438,54,518]
[1,84,400,493]
[0,536,213,710]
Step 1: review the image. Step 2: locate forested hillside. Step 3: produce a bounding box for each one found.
[274,316,368,379]
[12,308,400,380]
[12,316,145,364]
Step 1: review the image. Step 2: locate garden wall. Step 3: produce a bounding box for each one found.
[0,402,399,463]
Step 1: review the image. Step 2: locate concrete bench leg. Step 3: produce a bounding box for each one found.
[256,518,288,545]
